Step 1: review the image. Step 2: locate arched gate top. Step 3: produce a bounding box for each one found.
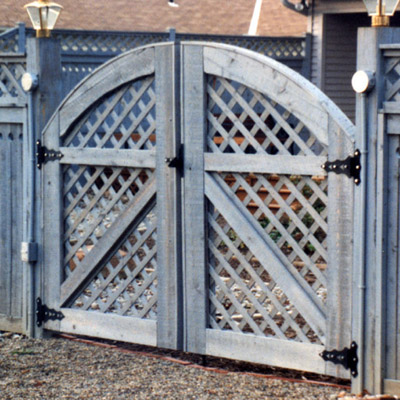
[189,41,355,147]
[43,41,355,148]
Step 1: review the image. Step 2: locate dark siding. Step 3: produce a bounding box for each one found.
[313,12,400,123]
[323,14,369,122]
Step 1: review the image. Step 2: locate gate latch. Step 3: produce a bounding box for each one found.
[36,297,64,327]
[165,144,184,170]
[322,150,361,185]
[320,341,358,377]
[36,140,63,169]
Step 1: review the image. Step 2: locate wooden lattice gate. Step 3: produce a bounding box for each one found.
[40,42,355,378]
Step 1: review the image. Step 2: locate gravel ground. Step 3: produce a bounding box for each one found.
[0,332,351,400]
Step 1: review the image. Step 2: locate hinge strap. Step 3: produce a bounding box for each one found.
[36,140,63,169]
[320,341,358,377]
[36,297,65,327]
[322,149,361,185]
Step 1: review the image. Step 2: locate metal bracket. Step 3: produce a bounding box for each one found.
[36,298,65,327]
[36,140,63,169]
[320,341,358,378]
[322,149,361,185]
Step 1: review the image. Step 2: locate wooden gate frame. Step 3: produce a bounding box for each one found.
[38,41,356,378]
[181,43,355,377]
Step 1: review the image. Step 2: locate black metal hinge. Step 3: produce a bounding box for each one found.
[320,341,358,378]
[322,149,361,185]
[36,140,63,169]
[36,297,65,327]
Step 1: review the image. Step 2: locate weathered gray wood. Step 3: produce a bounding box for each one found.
[352,28,400,395]
[60,148,156,168]
[155,44,183,350]
[42,112,63,333]
[60,177,156,305]
[324,116,354,378]
[0,317,24,334]
[205,172,326,340]
[202,43,355,147]
[59,309,157,346]
[375,112,388,386]
[204,153,326,175]
[57,46,157,138]
[383,379,400,395]
[182,44,207,354]
[28,37,63,337]
[206,329,333,377]
[208,215,311,342]
[0,107,25,123]
[0,123,24,333]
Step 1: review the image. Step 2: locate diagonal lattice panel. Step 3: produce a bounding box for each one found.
[0,62,26,103]
[385,56,400,102]
[208,206,323,344]
[63,165,155,280]
[206,75,327,157]
[212,172,328,302]
[71,207,157,319]
[63,76,156,150]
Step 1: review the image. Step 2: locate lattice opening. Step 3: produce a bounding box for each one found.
[207,172,328,344]
[71,208,157,319]
[0,63,26,99]
[385,57,400,102]
[208,207,322,344]
[63,76,156,150]
[63,165,154,279]
[206,75,326,156]
[217,172,327,297]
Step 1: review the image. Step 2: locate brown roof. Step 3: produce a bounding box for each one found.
[0,0,307,37]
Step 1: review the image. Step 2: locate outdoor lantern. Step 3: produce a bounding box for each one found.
[24,0,63,38]
[362,0,400,26]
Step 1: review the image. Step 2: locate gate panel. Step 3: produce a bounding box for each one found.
[182,43,355,377]
[0,123,24,333]
[42,45,180,347]
[41,42,355,376]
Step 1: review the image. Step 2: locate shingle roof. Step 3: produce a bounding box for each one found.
[0,0,307,36]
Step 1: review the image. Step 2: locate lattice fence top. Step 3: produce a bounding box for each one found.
[0,57,27,106]
[0,27,23,53]
[0,25,307,61]
[383,47,400,102]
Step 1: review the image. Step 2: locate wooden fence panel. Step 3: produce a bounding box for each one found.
[0,123,24,333]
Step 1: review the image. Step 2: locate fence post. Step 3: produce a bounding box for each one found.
[24,37,62,338]
[17,23,26,54]
[353,27,400,395]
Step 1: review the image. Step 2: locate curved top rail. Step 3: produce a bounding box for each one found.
[184,41,355,147]
[44,40,355,148]
[44,42,171,139]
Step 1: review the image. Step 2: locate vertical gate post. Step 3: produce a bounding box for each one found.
[24,37,62,338]
[155,43,184,350]
[181,44,207,354]
[353,28,400,395]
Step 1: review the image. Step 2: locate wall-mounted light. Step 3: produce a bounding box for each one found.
[168,0,179,8]
[362,0,400,27]
[24,0,63,38]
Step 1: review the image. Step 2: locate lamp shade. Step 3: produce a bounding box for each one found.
[362,0,400,15]
[24,0,63,36]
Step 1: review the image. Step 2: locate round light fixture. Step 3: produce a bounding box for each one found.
[351,70,376,94]
[21,72,39,92]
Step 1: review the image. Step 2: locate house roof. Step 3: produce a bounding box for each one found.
[0,0,307,37]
